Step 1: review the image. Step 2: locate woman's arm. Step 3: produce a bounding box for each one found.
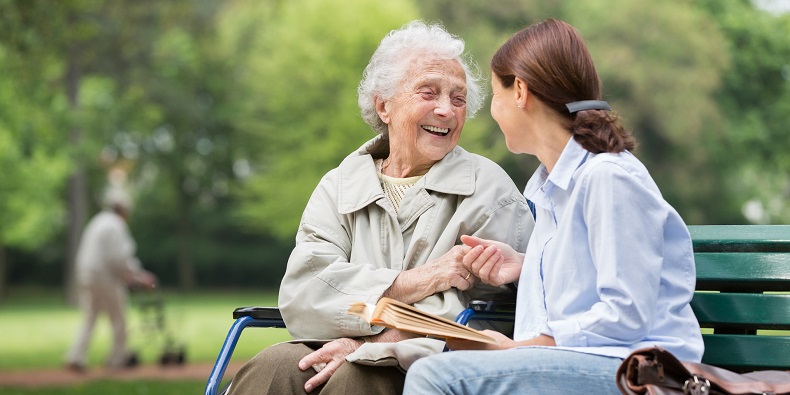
[446,331,555,351]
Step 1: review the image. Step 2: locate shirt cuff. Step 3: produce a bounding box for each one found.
[547,319,587,347]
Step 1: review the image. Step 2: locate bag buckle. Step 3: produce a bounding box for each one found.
[683,375,710,395]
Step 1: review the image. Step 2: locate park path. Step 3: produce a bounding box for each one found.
[0,361,244,388]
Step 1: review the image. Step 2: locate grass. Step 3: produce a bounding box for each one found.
[0,287,292,371]
[2,380,204,395]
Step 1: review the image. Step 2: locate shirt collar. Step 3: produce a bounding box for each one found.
[523,136,590,203]
[548,137,590,191]
[337,135,476,214]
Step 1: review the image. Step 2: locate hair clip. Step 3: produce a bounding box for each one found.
[565,100,611,113]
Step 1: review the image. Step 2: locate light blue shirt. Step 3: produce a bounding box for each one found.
[514,137,704,362]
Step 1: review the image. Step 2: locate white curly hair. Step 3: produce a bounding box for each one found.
[357,20,485,135]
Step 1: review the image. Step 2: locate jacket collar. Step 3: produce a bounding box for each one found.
[337,135,476,214]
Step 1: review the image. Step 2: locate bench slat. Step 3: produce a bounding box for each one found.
[701,334,790,371]
[691,293,790,329]
[689,225,790,252]
[695,252,790,292]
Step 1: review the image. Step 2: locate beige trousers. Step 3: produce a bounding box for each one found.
[228,342,404,395]
[65,282,130,368]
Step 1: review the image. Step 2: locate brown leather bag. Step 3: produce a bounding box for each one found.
[616,347,790,395]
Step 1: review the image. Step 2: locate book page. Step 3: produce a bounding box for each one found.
[348,298,497,344]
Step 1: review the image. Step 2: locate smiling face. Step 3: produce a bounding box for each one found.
[377,56,467,176]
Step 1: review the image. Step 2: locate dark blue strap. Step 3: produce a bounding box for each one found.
[527,199,536,221]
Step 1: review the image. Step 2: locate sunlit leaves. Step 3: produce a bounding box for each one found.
[0,49,70,249]
[221,0,420,238]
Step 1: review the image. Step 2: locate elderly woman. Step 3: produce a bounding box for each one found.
[228,21,533,395]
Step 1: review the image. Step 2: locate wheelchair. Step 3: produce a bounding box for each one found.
[204,300,516,395]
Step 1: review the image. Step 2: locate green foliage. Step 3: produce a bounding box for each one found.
[564,0,732,223]
[696,0,790,223]
[1,0,789,289]
[223,0,420,239]
[0,43,70,249]
[417,0,549,187]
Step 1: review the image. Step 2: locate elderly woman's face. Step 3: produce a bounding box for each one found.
[381,56,467,167]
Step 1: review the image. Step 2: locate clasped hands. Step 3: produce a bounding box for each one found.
[449,235,556,352]
[458,234,523,287]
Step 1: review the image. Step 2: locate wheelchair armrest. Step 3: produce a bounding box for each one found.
[447,299,517,352]
[205,306,286,395]
[468,299,516,313]
[455,299,517,326]
[232,306,283,321]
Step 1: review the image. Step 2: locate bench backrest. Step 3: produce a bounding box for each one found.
[687,225,790,372]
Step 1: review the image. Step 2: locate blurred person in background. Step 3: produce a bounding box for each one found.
[228,20,533,395]
[65,187,157,373]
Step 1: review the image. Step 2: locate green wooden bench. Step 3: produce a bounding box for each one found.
[687,225,790,372]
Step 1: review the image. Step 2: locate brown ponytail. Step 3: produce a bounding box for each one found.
[491,18,636,153]
[572,110,635,153]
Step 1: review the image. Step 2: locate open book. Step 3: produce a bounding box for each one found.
[347,297,498,344]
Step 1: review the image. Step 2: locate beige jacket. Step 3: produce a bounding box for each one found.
[74,210,144,287]
[278,136,533,369]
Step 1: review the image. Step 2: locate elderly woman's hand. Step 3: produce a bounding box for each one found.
[297,329,419,392]
[419,244,479,292]
[298,337,363,393]
[383,244,477,304]
[460,235,524,286]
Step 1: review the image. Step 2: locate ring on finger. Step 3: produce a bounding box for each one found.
[464,272,471,281]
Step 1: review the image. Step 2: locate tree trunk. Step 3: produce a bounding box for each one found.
[0,244,7,305]
[177,192,196,290]
[64,19,87,306]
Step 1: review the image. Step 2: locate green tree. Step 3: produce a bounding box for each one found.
[0,0,239,293]
[0,1,75,302]
[695,0,790,224]
[63,1,263,290]
[0,55,71,302]
[424,0,733,224]
[114,1,242,290]
[418,0,558,187]
[566,0,731,224]
[223,0,420,239]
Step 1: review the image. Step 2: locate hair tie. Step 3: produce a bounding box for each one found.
[566,100,611,113]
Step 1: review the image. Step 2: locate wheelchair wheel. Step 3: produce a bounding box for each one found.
[159,347,187,365]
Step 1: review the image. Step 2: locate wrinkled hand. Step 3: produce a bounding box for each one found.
[384,245,478,305]
[460,235,523,286]
[412,244,477,293]
[298,337,361,393]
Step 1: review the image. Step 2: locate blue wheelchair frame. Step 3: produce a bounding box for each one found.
[204,300,515,395]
